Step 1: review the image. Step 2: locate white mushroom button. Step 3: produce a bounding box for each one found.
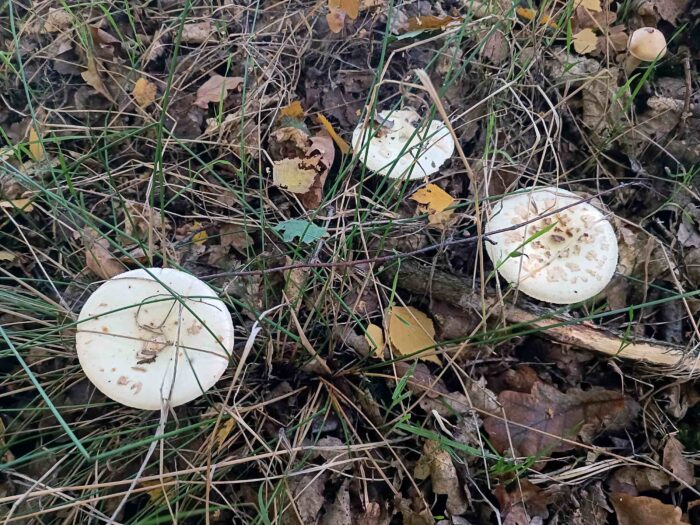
[351,108,455,179]
[625,27,667,74]
[76,268,234,410]
[484,188,618,304]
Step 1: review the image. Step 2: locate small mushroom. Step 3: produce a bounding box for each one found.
[624,27,667,74]
[351,108,455,179]
[76,268,234,410]
[484,187,618,304]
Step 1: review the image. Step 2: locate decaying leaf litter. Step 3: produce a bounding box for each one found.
[1,0,700,523]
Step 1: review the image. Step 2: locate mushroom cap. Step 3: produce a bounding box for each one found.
[76,268,234,410]
[351,109,455,179]
[628,27,667,62]
[484,188,618,304]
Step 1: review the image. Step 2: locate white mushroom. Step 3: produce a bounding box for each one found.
[484,188,618,304]
[76,268,234,410]
[624,27,667,74]
[351,108,455,179]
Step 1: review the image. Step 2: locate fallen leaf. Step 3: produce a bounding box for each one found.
[214,418,235,450]
[319,479,352,525]
[365,324,385,358]
[284,256,309,306]
[272,158,317,193]
[387,306,440,364]
[284,474,326,525]
[484,382,639,459]
[406,15,464,32]
[89,26,121,54]
[481,29,510,63]
[141,478,173,503]
[316,113,351,154]
[191,223,208,246]
[663,436,695,486]
[281,101,304,119]
[81,56,113,101]
[28,127,45,162]
[83,228,125,280]
[641,0,689,25]
[609,466,671,495]
[299,134,335,209]
[414,441,467,515]
[573,28,598,54]
[576,0,602,11]
[0,251,17,262]
[194,75,244,109]
[516,7,559,29]
[133,78,157,107]
[330,0,359,19]
[410,184,454,213]
[410,184,455,228]
[219,224,253,253]
[44,8,73,32]
[273,219,328,244]
[181,21,215,44]
[611,494,688,525]
[1,199,34,212]
[494,479,552,525]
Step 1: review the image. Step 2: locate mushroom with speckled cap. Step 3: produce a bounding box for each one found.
[352,108,455,179]
[76,268,234,410]
[484,188,618,304]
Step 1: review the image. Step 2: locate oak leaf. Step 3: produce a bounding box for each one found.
[484,382,639,458]
[611,494,688,525]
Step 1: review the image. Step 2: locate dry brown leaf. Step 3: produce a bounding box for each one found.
[663,436,695,486]
[1,199,34,212]
[573,28,598,54]
[272,158,317,193]
[494,479,552,525]
[44,8,73,33]
[483,382,639,459]
[609,466,671,496]
[181,21,215,44]
[194,75,244,109]
[414,441,467,515]
[299,134,335,209]
[640,0,689,25]
[28,127,45,162]
[83,228,125,280]
[611,494,688,525]
[365,324,385,358]
[387,306,440,364]
[133,78,157,107]
[576,0,602,11]
[481,29,509,63]
[81,56,113,101]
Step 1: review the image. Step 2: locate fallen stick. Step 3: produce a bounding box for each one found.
[380,260,691,370]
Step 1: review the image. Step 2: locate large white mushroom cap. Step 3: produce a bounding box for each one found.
[76,268,234,410]
[351,108,455,179]
[484,188,618,304]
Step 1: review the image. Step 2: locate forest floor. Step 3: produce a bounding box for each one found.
[1,0,700,524]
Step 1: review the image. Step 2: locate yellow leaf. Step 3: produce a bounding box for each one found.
[0,199,34,212]
[365,324,385,358]
[281,101,304,119]
[329,0,359,19]
[573,28,598,55]
[28,127,45,162]
[214,418,235,450]
[141,479,173,503]
[0,251,16,262]
[272,158,317,193]
[427,209,455,228]
[516,7,558,29]
[191,222,208,246]
[133,78,157,107]
[316,113,351,154]
[576,0,602,12]
[387,306,440,364]
[410,184,454,213]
